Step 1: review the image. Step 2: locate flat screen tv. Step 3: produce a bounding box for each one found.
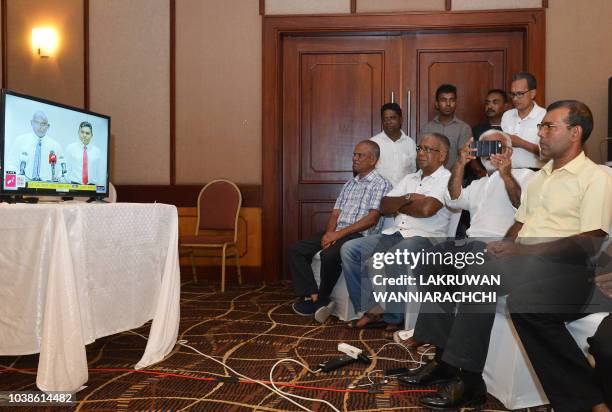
[0,89,110,199]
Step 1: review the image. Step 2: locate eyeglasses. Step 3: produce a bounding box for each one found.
[536,123,574,132]
[416,145,440,154]
[508,90,532,98]
[32,120,50,128]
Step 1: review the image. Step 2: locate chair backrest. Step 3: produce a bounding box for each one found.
[196,179,242,239]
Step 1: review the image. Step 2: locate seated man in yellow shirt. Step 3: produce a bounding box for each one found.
[402,100,611,410]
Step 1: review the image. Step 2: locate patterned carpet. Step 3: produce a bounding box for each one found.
[0,281,552,411]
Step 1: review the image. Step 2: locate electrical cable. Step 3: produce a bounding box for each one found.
[269,358,340,412]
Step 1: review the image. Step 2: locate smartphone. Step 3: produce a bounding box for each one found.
[469,140,503,157]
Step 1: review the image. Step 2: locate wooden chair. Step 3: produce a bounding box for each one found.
[179,179,242,291]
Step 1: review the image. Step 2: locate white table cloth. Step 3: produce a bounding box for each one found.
[0,202,181,392]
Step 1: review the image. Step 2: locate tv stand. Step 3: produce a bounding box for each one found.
[87,197,109,203]
[0,195,39,204]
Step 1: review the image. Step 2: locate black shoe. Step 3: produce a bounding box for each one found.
[418,376,487,410]
[397,360,455,386]
[292,298,315,316]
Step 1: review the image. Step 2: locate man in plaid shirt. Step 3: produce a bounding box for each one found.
[289,140,391,321]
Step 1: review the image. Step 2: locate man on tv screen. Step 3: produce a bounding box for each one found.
[7,111,63,182]
[65,121,104,185]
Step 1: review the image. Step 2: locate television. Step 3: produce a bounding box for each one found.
[0,89,110,199]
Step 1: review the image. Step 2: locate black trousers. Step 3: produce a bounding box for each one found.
[413,240,495,373]
[414,241,593,374]
[510,311,608,412]
[591,314,612,407]
[288,231,362,300]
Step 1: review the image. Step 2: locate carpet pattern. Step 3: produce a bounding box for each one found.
[0,282,553,411]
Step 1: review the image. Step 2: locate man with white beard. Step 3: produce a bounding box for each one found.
[395,130,534,409]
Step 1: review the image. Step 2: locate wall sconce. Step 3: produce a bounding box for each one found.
[32,28,58,57]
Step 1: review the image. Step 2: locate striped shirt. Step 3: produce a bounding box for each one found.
[333,169,391,236]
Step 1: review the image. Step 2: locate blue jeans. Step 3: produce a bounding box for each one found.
[341,233,432,324]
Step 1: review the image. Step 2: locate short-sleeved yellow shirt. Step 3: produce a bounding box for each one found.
[516,152,612,241]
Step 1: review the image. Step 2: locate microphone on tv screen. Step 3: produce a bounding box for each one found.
[19,152,28,175]
[59,155,67,177]
[49,151,57,181]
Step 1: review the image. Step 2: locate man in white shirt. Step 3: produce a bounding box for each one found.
[335,133,453,328]
[501,72,546,169]
[445,130,533,238]
[398,130,534,409]
[6,111,63,182]
[370,102,416,188]
[65,121,105,185]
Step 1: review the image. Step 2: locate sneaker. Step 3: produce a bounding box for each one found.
[314,300,336,323]
[292,298,315,316]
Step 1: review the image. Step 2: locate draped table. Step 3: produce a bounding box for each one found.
[0,202,181,392]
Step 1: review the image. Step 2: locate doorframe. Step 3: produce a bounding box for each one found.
[262,9,546,282]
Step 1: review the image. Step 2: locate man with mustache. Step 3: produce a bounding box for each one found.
[472,89,508,141]
[501,72,546,169]
[336,133,453,328]
[420,84,471,170]
[289,140,390,320]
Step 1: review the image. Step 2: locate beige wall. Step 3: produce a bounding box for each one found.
[5,0,84,107]
[89,0,170,185]
[546,0,612,163]
[175,0,261,185]
[358,0,444,13]
[2,2,610,188]
[452,0,542,10]
[266,0,350,15]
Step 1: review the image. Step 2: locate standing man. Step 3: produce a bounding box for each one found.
[420,84,472,169]
[472,89,507,140]
[66,121,105,185]
[7,111,63,182]
[501,72,546,169]
[289,140,390,320]
[370,102,416,188]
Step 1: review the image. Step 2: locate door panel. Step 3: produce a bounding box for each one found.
[281,31,525,279]
[301,53,381,182]
[406,31,524,137]
[283,36,402,264]
[300,202,335,239]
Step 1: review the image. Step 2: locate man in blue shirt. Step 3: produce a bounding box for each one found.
[289,140,391,320]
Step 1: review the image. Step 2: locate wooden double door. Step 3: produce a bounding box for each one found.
[281,31,524,272]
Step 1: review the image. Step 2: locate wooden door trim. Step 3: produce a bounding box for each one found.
[262,10,546,282]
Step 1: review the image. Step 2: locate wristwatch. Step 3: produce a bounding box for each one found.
[404,193,412,203]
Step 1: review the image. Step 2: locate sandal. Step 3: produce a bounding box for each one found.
[348,312,386,329]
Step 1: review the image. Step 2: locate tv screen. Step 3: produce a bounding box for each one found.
[0,89,110,198]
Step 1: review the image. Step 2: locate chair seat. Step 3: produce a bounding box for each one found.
[180,235,235,245]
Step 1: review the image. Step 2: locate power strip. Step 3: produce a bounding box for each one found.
[393,329,414,343]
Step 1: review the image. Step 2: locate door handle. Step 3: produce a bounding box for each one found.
[391,91,395,103]
[406,89,411,134]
